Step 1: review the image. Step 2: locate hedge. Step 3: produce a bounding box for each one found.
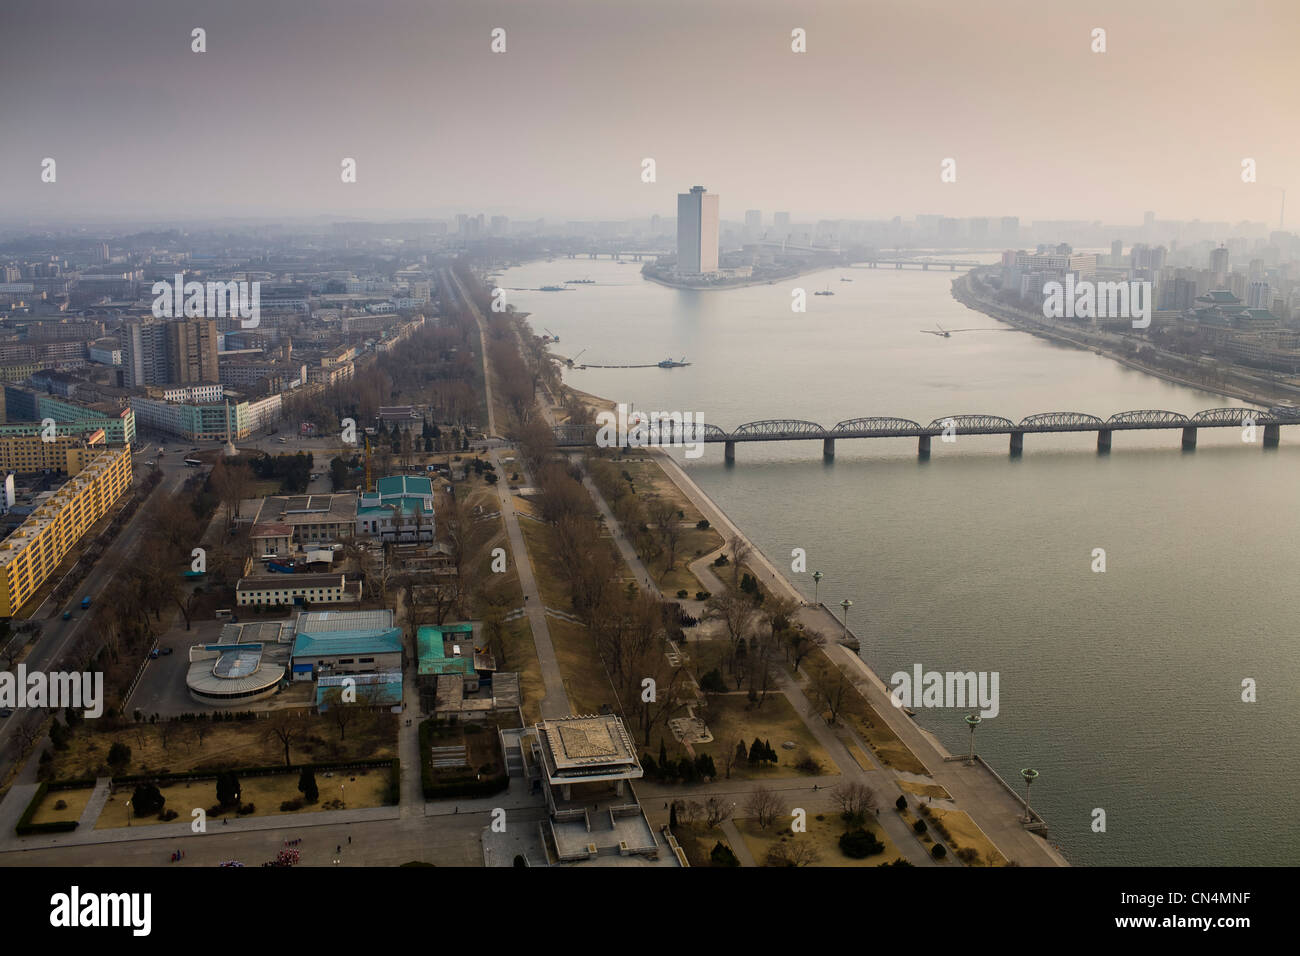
[14,781,80,836]
[104,757,397,787]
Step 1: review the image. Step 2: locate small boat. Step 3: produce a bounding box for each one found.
[814,286,835,296]
[840,277,853,282]
[539,285,565,292]
[657,356,690,368]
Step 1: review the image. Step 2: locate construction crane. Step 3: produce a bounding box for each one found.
[363,434,373,492]
[544,327,559,343]
[566,348,587,367]
[921,323,951,337]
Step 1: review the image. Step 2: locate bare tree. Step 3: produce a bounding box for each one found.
[265,711,305,766]
[729,535,752,591]
[704,795,735,828]
[745,785,787,830]
[766,839,820,867]
[831,781,878,823]
[810,662,853,725]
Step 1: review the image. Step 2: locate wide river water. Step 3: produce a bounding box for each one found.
[499,256,1298,867]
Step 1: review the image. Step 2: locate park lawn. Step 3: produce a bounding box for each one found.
[846,743,875,772]
[735,816,906,868]
[671,822,734,867]
[691,692,839,780]
[496,617,544,726]
[686,638,733,685]
[48,715,398,781]
[94,771,389,829]
[548,618,618,717]
[474,514,524,610]
[928,808,1008,866]
[29,787,94,825]
[517,519,570,611]
[900,780,951,800]
[805,648,930,775]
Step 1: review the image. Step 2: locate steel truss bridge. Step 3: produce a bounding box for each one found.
[552,407,1300,459]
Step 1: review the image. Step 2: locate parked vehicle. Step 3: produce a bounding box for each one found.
[80,595,91,609]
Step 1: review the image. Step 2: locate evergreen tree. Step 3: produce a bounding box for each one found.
[765,739,777,764]
[298,766,319,804]
[217,770,241,808]
[695,753,716,779]
[750,737,765,765]
[735,739,748,764]
[659,739,667,768]
[669,802,679,829]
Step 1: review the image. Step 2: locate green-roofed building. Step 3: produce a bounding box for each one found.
[416,622,492,693]
[357,474,436,541]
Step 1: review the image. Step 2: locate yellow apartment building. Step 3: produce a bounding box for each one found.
[0,443,133,616]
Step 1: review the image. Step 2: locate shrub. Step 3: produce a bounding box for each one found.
[956,847,980,863]
[280,799,303,812]
[795,756,822,775]
[131,783,165,817]
[839,828,885,859]
[53,799,67,811]
[676,589,688,599]
[698,669,728,694]
[696,519,710,530]
[710,841,740,867]
[695,591,710,601]
[107,742,131,773]
[895,795,907,811]
[913,818,927,834]
[931,843,947,859]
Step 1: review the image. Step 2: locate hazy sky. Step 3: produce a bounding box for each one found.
[2,0,1296,226]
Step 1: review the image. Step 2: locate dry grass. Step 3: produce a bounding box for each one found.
[29,787,94,825]
[689,692,839,780]
[900,780,951,800]
[48,715,398,781]
[496,617,543,726]
[927,807,1008,866]
[94,769,389,829]
[547,617,618,717]
[735,816,906,868]
[517,519,570,611]
[805,648,929,775]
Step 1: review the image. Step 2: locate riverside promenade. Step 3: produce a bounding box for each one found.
[651,449,1068,867]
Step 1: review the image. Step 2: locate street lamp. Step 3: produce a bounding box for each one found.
[341,783,346,809]
[964,714,981,766]
[125,799,131,827]
[838,599,853,640]
[1020,768,1039,823]
[812,570,823,606]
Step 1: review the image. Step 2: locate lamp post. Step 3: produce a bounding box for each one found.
[341,783,346,809]
[1020,768,1039,823]
[964,714,982,766]
[812,570,823,606]
[125,799,132,827]
[838,599,853,641]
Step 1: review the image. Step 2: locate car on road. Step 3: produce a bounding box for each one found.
[62,611,72,620]
[145,460,155,466]
[149,649,160,659]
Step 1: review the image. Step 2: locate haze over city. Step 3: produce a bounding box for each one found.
[2,0,1296,224]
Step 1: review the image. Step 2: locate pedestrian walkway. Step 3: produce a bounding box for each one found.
[78,778,113,829]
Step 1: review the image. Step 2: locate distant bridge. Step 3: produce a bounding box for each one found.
[853,259,981,271]
[553,407,1299,460]
[564,250,665,261]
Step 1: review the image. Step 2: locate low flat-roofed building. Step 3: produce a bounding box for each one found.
[290,609,403,680]
[416,622,494,693]
[235,572,360,607]
[185,641,286,706]
[254,492,357,547]
[315,671,403,711]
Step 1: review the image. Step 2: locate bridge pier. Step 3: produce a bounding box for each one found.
[896,262,903,269]
[1264,423,1280,447]
[1181,426,1197,450]
[724,440,735,463]
[823,437,835,459]
[950,264,956,271]
[918,435,931,459]
[922,263,929,271]
[1009,432,1023,456]
[1096,429,1111,453]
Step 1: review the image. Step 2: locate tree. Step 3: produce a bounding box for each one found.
[216,770,241,808]
[698,668,727,694]
[710,841,739,866]
[840,828,885,859]
[265,711,304,766]
[810,662,853,725]
[767,840,820,867]
[107,741,131,773]
[694,753,716,780]
[298,766,319,804]
[895,795,908,811]
[745,786,786,829]
[669,801,679,829]
[131,783,165,817]
[704,796,734,828]
[832,782,878,824]
[785,625,825,671]
[735,739,748,765]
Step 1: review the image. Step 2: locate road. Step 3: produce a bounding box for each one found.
[0,447,196,772]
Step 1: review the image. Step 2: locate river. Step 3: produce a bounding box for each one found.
[499,255,1299,867]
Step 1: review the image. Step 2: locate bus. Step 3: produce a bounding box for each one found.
[183,458,202,467]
